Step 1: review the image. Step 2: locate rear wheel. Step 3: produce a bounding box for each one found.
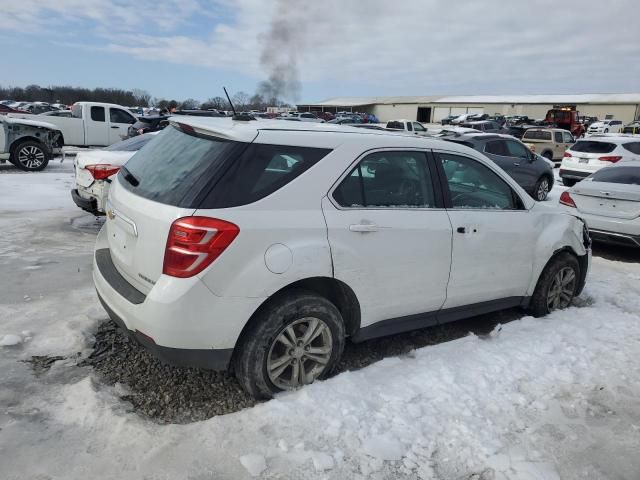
[542,151,553,161]
[533,176,551,201]
[562,178,576,187]
[11,141,49,171]
[529,252,580,317]
[234,291,345,398]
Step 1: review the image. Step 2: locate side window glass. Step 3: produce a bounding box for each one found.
[333,151,435,208]
[484,140,508,156]
[439,153,519,210]
[110,108,135,124]
[505,140,529,158]
[563,132,574,143]
[622,142,640,155]
[407,122,413,132]
[413,122,426,132]
[91,106,105,122]
[554,132,563,143]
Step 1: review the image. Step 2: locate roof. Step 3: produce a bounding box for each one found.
[299,93,640,107]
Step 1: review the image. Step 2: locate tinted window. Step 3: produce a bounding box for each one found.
[440,153,519,210]
[386,121,404,130]
[333,151,435,208]
[407,123,413,132]
[484,140,509,156]
[554,132,563,143]
[110,108,135,124]
[571,140,616,154]
[104,133,154,152]
[523,130,552,141]
[201,143,331,208]
[91,106,105,122]
[590,166,640,184]
[120,126,244,207]
[622,142,640,155]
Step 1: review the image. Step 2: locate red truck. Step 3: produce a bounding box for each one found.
[544,105,585,137]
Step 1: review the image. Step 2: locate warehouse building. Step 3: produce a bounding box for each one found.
[297,93,640,124]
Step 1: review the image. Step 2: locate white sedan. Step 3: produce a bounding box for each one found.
[71,133,157,215]
[560,161,640,247]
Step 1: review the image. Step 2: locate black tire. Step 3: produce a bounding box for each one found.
[542,151,553,161]
[533,175,551,201]
[562,178,576,187]
[234,290,346,399]
[604,128,609,133]
[11,140,50,171]
[528,252,580,317]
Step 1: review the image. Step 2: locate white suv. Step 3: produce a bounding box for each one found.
[587,119,624,135]
[93,118,591,398]
[560,135,640,186]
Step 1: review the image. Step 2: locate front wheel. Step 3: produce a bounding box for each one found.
[11,141,49,171]
[528,253,580,317]
[234,291,345,398]
[533,176,551,201]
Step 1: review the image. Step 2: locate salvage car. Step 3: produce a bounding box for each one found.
[72,133,157,214]
[0,116,62,171]
[441,133,555,201]
[522,128,575,163]
[559,135,640,186]
[560,161,640,247]
[93,118,590,398]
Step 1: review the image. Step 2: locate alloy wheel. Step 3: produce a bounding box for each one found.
[536,178,550,201]
[267,317,333,390]
[547,266,576,311]
[17,146,45,169]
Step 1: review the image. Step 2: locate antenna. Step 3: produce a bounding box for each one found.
[223,87,236,116]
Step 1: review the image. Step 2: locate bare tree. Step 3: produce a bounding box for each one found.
[232,91,250,110]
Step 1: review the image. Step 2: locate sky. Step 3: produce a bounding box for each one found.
[1,0,639,104]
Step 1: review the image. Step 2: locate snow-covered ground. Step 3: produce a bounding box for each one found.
[1,162,639,479]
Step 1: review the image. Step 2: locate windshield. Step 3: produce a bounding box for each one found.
[104,133,155,152]
[590,166,640,185]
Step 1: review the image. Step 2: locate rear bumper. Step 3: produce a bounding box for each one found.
[71,189,100,215]
[92,226,264,370]
[559,168,592,180]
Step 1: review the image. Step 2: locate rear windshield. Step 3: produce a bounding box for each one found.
[523,130,552,141]
[119,125,332,208]
[570,140,616,154]
[590,166,640,185]
[386,121,404,130]
[104,133,154,152]
[119,126,244,207]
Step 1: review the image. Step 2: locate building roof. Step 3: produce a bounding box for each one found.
[299,93,640,107]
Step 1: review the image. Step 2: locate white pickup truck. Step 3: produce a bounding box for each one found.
[385,119,430,135]
[9,102,137,147]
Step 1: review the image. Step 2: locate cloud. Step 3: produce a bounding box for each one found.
[1,0,639,99]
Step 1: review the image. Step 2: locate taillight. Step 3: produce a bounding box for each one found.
[599,156,622,163]
[163,217,239,278]
[85,164,121,180]
[559,191,577,208]
[563,152,572,158]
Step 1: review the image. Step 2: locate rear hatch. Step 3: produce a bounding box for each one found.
[572,181,640,220]
[565,140,618,169]
[104,124,247,294]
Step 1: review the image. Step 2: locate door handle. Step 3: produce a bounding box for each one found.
[110,126,120,129]
[456,227,466,234]
[349,223,379,232]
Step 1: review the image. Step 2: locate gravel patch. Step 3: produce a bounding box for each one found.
[86,307,522,424]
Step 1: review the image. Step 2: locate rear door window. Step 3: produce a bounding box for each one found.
[571,140,616,154]
[484,140,509,156]
[333,151,435,208]
[91,106,105,122]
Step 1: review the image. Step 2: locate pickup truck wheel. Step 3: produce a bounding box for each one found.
[528,252,580,317]
[562,178,576,187]
[234,291,345,399]
[12,141,49,172]
[542,151,553,161]
[534,176,551,201]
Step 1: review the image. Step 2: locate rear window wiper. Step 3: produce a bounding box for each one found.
[121,166,140,187]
